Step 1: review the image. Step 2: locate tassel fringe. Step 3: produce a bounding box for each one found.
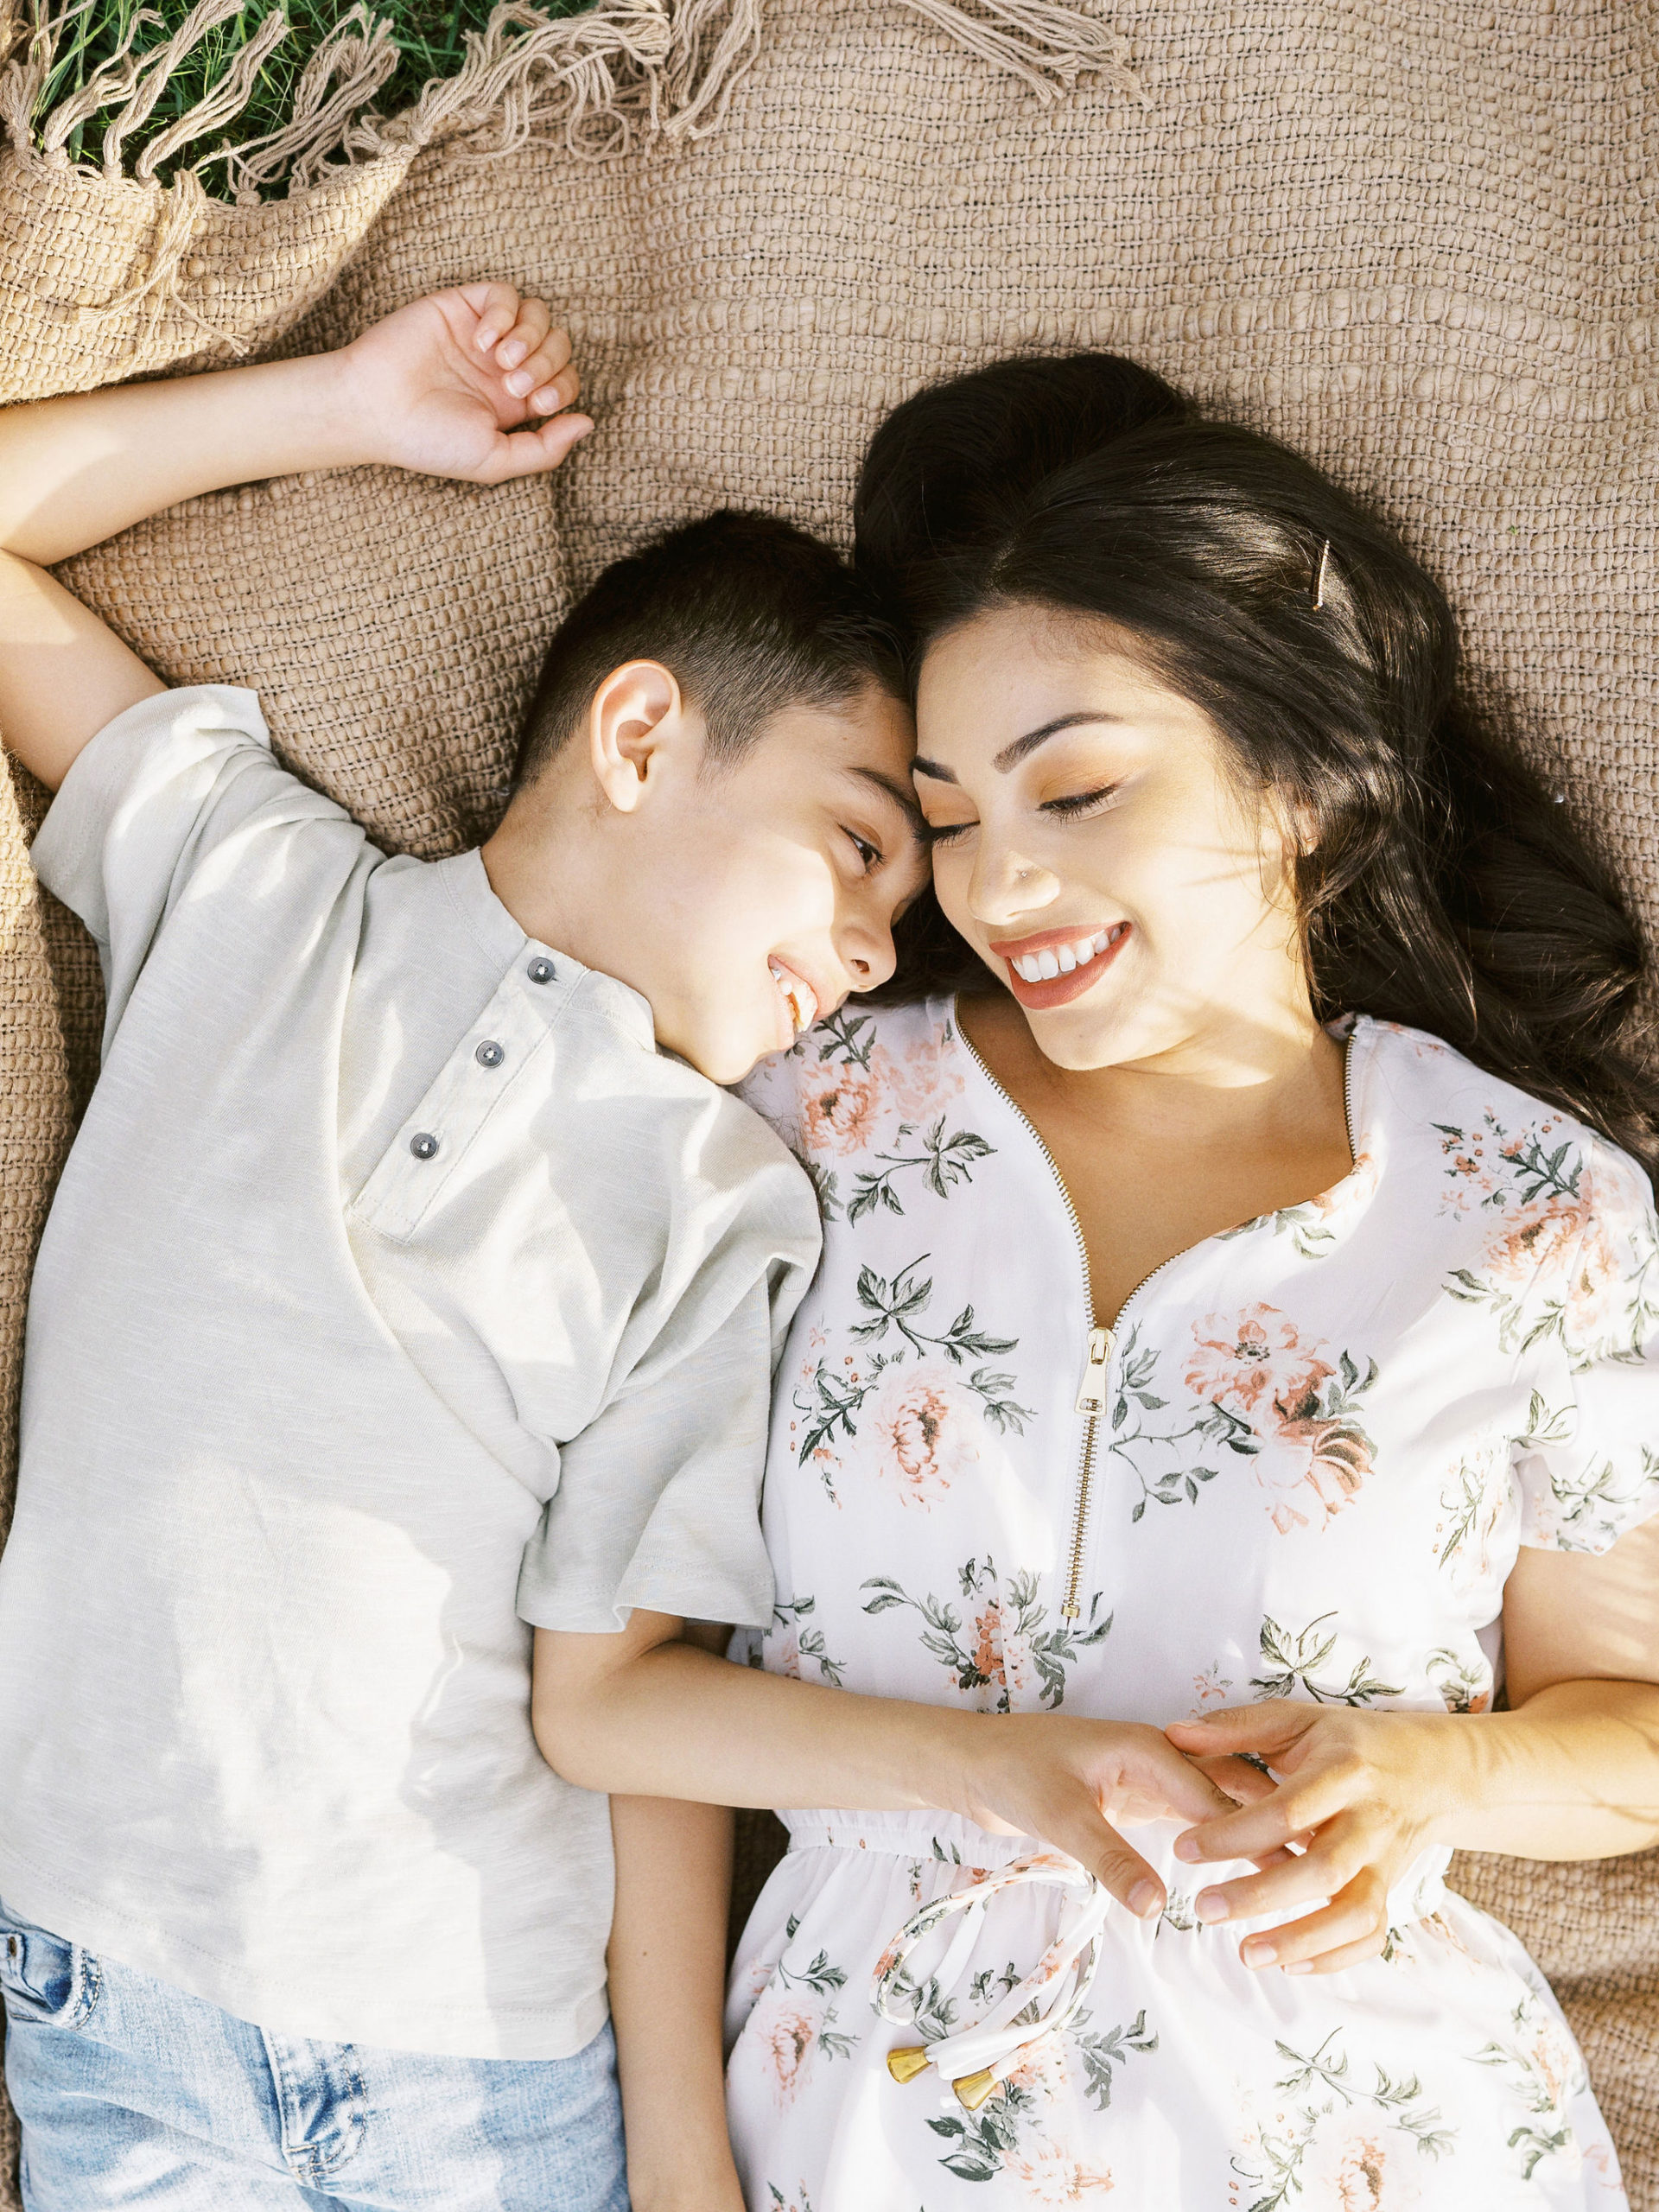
[5,0,1137,206]
[894,0,1141,104]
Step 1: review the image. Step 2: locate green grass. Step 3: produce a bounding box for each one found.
[31,0,590,190]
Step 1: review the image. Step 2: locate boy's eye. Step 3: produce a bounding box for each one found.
[1041,783,1120,820]
[844,829,882,871]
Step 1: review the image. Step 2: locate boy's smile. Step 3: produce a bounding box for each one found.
[485,672,926,1085]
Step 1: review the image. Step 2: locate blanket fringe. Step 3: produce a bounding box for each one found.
[3,0,768,205]
[893,0,1141,105]
[5,0,1135,207]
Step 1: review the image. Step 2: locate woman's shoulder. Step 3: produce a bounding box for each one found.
[1356,1014,1656,1280]
[735,995,962,1169]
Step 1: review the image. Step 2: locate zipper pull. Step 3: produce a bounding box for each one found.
[1075,1325,1113,1416]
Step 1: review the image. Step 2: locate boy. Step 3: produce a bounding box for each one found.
[0,283,1234,2211]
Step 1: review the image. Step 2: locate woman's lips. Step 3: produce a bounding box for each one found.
[995,921,1131,1010]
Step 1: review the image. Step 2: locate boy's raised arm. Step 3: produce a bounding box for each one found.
[0,284,591,790]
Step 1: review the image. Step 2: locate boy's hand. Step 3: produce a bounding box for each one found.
[334,283,593,486]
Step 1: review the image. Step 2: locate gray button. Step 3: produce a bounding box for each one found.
[410,1132,440,1160]
[527,956,555,984]
[475,1039,505,1069]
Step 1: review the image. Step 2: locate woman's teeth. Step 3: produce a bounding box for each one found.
[1009,926,1122,984]
[768,958,819,1034]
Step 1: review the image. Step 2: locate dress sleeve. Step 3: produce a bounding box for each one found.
[1514,1137,1659,1554]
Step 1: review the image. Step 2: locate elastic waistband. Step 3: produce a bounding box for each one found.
[781,1811,1453,1932]
[781,1810,1038,1870]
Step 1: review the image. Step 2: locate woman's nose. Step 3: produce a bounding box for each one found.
[969,843,1059,925]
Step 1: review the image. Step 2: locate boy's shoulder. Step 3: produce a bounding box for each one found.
[552,968,825,1248]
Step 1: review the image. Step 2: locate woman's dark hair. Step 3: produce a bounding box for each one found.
[855,353,1658,1176]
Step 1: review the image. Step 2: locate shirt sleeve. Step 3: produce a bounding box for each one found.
[29,685,352,1040]
[514,1103,822,1635]
[1514,1135,1659,1554]
[516,1271,792,1634]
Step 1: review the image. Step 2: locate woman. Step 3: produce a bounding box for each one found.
[723,356,1659,2208]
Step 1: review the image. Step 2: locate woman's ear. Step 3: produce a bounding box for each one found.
[586,658,684,814]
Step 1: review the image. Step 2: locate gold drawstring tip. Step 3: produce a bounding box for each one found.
[953,2068,999,2110]
[1059,1603,1079,1620]
[886,2046,931,2085]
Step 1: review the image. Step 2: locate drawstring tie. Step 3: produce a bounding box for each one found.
[874,1853,1109,2111]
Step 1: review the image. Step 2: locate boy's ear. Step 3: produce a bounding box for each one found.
[587,658,684,814]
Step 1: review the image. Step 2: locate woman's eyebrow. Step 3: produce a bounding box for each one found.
[992,712,1128,772]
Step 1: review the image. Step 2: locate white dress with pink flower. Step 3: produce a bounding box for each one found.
[725,1003,1657,2212]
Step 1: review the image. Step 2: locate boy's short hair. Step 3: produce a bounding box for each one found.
[516,510,906,785]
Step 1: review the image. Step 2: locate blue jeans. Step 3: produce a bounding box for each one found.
[0,1901,628,2209]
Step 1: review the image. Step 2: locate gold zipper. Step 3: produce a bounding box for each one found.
[955,1019,1105,1619]
[1064,1326,1112,1617]
[957,1010,1361,1623]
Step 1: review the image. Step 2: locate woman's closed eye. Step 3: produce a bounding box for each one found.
[1040,782,1121,821]
[921,815,978,847]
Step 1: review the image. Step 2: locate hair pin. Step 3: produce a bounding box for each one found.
[1312,539,1332,611]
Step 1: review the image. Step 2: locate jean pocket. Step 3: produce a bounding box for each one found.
[0,1905,99,2029]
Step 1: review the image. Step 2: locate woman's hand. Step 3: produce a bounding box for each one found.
[962,1714,1279,1921]
[1163,1701,1469,1974]
[334,282,594,484]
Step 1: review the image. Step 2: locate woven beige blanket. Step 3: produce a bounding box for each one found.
[0,0,1654,2199]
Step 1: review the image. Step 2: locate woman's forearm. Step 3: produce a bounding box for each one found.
[1435,1677,1659,1859]
[608,1795,742,2212]
[0,353,364,568]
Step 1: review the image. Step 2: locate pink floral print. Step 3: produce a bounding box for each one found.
[861,1360,983,1506]
[728,1007,1650,2210]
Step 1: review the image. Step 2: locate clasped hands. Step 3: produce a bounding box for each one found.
[1162,1701,1465,1976]
[966,1700,1464,1981]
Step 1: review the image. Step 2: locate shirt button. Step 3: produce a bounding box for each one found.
[410,1132,440,1160]
[475,1039,505,1069]
[526,956,555,984]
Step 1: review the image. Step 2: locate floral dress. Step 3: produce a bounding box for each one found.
[724,1002,1659,2212]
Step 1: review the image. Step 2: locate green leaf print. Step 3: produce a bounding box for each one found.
[791,1349,902,1484]
[810,1008,876,1070]
[851,1255,1018,1366]
[1433,1119,1582,1208]
[1544,1444,1657,1553]
[1468,1993,1586,2180]
[1073,2006,1158,2111]
[776,1949,847,1997]
[925,2079,1038,2183]
[1250,1612,1405,1706]
[862,1559,1109,1711]
[772,1595,847,1688]
[846,1118,995,1223]
[1232,2031,1453,2210]
[1426,1645,1491,1713]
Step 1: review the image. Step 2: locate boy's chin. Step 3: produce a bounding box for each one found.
[660,1020,772,1088]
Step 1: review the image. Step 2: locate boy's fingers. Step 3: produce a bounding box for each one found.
[1166,1701,1313,1758]
[1045,1796,1166,1921]
[1191,1751,1279,1805]
[505,353,577,408]
[529,366,582,416]
[494,299,553,372]
[484,414,593,480]
[460,281,523,352]
[1141,1741,1238,1826]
